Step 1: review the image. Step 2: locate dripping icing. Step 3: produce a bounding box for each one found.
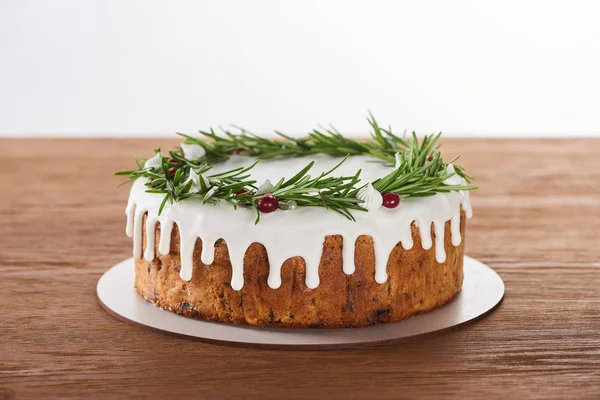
[125,155,472,290]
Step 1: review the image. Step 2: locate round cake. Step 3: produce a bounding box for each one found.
[118,120,475,328]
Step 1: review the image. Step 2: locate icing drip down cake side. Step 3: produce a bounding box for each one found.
[125,155,473,328]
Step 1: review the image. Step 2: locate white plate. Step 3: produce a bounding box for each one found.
[97,256,504,349]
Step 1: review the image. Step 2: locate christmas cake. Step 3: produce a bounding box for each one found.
[117,116,476,328]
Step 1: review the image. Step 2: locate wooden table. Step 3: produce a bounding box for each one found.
[1,139,599,399]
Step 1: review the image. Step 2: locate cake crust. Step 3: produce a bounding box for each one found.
[134,211,466,328]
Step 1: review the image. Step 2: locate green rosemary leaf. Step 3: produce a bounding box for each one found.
[158,195,169,215]
[253,203,261,225]
[115,170,136,176]
[282,161,315,188]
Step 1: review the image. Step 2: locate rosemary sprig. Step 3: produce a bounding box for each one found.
[371,132,477,198]
[230,155,366,224]
[177,113,471,183]
[116,115,477,223]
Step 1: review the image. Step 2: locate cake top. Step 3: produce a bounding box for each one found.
[119,115,476,289]
[116,114,477,224]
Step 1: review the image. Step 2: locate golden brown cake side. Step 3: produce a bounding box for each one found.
[134,211,465,328]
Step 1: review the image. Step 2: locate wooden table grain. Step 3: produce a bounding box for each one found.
[1,139,599,399]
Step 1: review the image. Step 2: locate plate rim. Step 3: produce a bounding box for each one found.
[97,256,504,350]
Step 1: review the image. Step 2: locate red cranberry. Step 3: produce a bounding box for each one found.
[257,194,279,213]
[168,167,177,176]
[427,155,433,162]
[233,148,246,155]
[382,193,400,209]
[234,189,247,196]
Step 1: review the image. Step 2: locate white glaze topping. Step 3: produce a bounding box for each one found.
[143,152,162,169]
[443,163,464,186]
[125,155,472,290]
[180,143,206,160]
[394,152,402,169]
[184,170,209,193]
[356,183,383,210]
[256,179,274,195]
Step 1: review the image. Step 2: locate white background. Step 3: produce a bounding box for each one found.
[1,0,599,138]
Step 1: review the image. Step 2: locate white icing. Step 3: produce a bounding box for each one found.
[356,183,383,211]
[125,155,472,290]
[180,143,206,160]
[443,163,464,186]
[394,152,402,169]
[256,179,274,195]
[184,170,209,193]
[144,153,162,169]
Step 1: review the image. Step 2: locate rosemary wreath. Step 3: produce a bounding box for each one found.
[116,115,476,224]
